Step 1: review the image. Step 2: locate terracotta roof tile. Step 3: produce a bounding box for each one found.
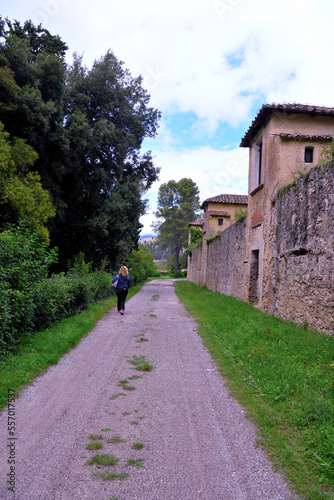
[188,218,204,226]
[240,103,334,147]
[208,210,231,217]
[201,193,248,209]
[277,133,333,142]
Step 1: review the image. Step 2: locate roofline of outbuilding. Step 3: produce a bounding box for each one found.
[200,193,248,209]
[240,103,334,148]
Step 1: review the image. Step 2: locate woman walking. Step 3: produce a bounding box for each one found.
[112,265,131,315]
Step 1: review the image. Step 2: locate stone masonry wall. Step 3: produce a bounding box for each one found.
[205,218,247,300]
[187,243,203,286]
[188,163,334,335]
[270,163,334,334]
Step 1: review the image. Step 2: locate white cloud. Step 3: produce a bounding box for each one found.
[139,145,249,235]
[3,0,334,237]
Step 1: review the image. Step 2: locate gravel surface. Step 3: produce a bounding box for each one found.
[0,279,299,500]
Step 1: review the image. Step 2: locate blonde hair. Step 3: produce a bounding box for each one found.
[119,265,128,276]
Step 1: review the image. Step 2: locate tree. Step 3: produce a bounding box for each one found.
[0,18,161,268]
[53,51,161,268]
[0,122,55,243]
[153,178,200,271]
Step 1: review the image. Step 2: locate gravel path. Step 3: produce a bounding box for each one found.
[0,279,298,500]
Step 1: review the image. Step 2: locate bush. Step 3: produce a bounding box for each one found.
[0,228,115,352]
[172,270,184,279]
[128,246,160,285]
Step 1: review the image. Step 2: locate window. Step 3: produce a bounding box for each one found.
[305,147,313,163]
[256,140,263,185]
[218,218,223,226]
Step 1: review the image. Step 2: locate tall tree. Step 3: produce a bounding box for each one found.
[153,178,200,271]
[0,18,161,268]
[54,51,161,268]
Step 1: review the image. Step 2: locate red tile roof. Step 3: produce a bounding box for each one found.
[188,218,204,227]
[201,194,248,209]
[240,103,334,147]
[278,133,333,142]
[208,210,231,217]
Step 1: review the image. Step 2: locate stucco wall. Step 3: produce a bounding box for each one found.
[268,163,334,334]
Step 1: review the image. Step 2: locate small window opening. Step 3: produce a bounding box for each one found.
[218,218,223,226]
[305,147,313,163]
[256,141,263,185]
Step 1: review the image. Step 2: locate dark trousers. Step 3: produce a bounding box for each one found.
[116,288,128,311]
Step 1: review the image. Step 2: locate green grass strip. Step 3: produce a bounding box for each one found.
[0,283,145,410]
[174,281,334,500]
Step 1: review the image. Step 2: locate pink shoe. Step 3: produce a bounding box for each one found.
[120,310,125,315]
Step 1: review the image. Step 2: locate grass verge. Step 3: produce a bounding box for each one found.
[174,281,334,500]
[0,283,145,410]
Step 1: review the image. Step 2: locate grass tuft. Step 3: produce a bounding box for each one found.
[132,442,144,450]
[127,355,153,372]
[86,442,102,450]
[86,454,119,466]
[126,458,144,468]
[88,434,102,440]
[107,435,126,443]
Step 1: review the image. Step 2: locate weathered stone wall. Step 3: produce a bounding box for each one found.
[188,163,334,335]
[269,163,334,334]
[187,243,203,286]
[204,218,247,300]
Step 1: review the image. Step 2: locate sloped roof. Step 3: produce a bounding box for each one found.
[188,218,204,227]
[201,194,248,209]
[240,103,334,147]
[208,210,231,217]
[278,133,333,142]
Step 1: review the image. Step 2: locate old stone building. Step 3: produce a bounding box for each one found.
[240,103,334,311]
[187,194,247,286]
[188,103,334,334]
[200,194,248,239]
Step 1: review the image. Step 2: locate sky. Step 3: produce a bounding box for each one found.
[2,0,334,235]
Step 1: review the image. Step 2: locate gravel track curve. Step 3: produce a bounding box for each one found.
[0,279,298,500]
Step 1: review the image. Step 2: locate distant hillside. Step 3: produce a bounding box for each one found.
[139,236,171,262]
[139,234,155,240]
[140,236,157,245]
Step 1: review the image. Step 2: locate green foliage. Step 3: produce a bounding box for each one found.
[206,234,221,245]
[172,270,184,278]
[319,140,334,166]
[0,123,55,243]
[175,281,334,498]
[187,227,203,257]
[128,246,160,285]
[0,226,114,352]
[0,225,57,348]
[138,237,171,261]
[153,178,200,271]
[234,208,248,221]
[189,227,203,245]
[0,18,161,269]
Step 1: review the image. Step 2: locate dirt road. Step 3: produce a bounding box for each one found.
[0,280,297,500]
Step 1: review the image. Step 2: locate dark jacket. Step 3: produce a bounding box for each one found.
[113,274,131,289]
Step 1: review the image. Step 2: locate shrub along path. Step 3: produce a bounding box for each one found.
[0,280,297,500]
